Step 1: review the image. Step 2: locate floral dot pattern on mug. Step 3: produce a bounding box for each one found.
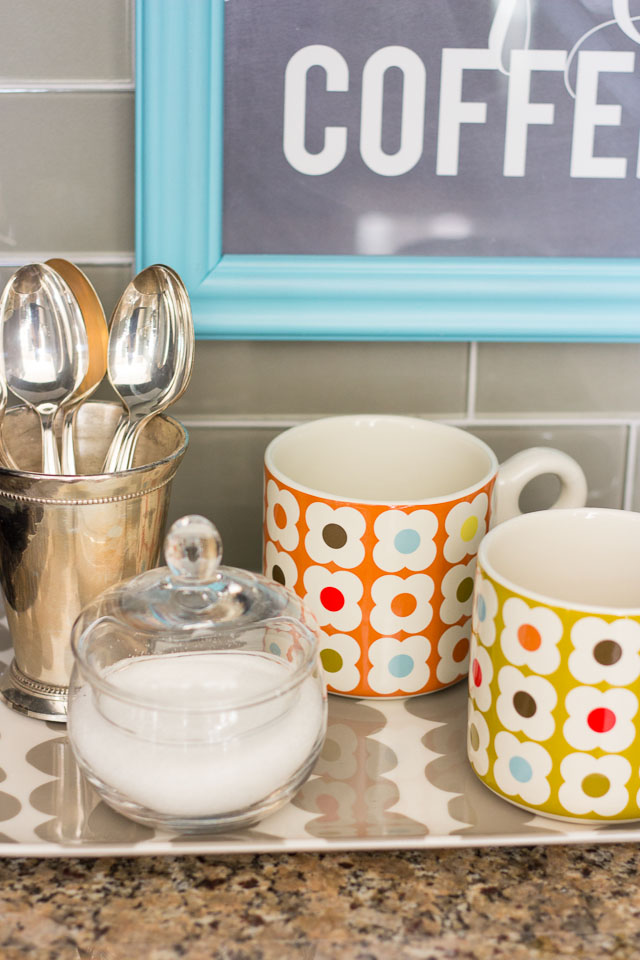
[318,631,361,694]
[303,567,363,633]
[468,568,640,821]
[305,503,366,569]
[443,493,489,564]
[263,469,497,697]
[265,479,300,552]
[559,753,631,818]
[500,597,562,675]
[437,624,470,686]
[568,617,640,686]
[469,635,493,713]
[372,509,438,573]
[367,635,431,695]
[496,666,557,742]
[440,559,476,626]
[473,574,499,647]
[264,542,299,590]
[467,705,491,777]
[370,574,434,636]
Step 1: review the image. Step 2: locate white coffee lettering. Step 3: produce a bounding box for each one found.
[360,46,426,176]
[436,49,495,176]
[283,44,348,176]
[504,49,566,177]
[570,50,635,178]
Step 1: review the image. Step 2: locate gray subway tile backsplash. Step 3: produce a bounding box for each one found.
[0,0,133,82]
[0,94,134,255]
[167,425,281,573]
[476,342,640,416]
[172,340,469,419]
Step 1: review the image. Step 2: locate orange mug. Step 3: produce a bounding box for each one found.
[263,415,587,698]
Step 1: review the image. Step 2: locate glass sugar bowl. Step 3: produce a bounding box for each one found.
[67,515,327,833]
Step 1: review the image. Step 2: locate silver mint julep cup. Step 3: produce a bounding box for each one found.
[0,401,188,721]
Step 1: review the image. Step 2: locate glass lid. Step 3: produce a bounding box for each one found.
[73,514,313,639]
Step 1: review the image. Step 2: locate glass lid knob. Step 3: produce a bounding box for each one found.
[164,515,222,585]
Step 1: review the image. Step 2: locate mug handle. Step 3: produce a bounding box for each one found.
[492,447,588,526]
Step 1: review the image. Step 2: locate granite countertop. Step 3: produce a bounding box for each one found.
[1,844,639,959]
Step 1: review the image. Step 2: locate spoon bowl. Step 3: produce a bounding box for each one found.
[102,265,194,473]
[0,263,89,474]
[46,259,108,474]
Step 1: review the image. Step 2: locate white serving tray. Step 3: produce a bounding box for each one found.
[0,624,637,858]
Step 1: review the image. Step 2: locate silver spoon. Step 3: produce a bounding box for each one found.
[102,265,194,473]
[0,263,88,474]
[46,259,108,474]
[0,363,18,470]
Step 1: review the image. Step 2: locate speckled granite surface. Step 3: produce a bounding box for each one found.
[0,845,639,959]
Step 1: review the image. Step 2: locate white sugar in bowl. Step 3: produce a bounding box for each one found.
[67,515,327,833]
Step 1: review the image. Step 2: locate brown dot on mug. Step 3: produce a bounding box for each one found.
[322,523,348,549]
[593,639,622,666]
[513,690,537,718]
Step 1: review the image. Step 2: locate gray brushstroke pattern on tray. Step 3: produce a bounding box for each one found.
[293,697,428,839]
[404,684,562,836]
[27,738,154,844]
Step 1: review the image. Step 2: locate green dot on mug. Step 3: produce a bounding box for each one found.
[456,577,474,604]
[581,773,610,799]
[469,723,480,752]
[320,648,344,674]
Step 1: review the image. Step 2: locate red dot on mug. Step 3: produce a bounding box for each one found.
[517,623,542,652]
[320,586,345,612]
[587,707,616,734]
[472,658,482,688]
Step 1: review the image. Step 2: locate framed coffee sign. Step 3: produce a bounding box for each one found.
[136,0,640,339]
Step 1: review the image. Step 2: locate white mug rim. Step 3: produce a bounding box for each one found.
[264,414,499,507]
[478,506,640,616]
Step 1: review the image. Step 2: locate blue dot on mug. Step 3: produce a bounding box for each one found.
[388,654,414,678]
[477,595,486,622]
[394,529,421,555]
[509,755,533,784]
[269,642,282,656]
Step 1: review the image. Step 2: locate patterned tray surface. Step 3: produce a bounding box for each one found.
[0,623,638,857]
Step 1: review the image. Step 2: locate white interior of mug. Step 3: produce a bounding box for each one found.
[266,415,496,502]
[480,508,640,611]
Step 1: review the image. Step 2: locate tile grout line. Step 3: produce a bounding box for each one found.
[0,82,134,94]
[623,423,638,511]
[445,415,640,429]
[0,253,134,267]
[180,415,640,430]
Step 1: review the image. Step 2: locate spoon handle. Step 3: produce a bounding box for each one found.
[102,414,131,473]
[38,408,62,474]
[61,404,79,475]
[112,416,149,473]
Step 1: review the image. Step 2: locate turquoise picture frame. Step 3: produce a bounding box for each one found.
[136,0,640,341]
